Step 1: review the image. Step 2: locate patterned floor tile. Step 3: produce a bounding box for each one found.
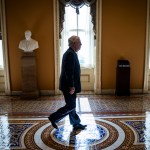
[0,115,147,150]
[0,95,150,116]
[0,94,150,149]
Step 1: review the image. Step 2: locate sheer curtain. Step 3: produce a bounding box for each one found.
[61,5,94,68]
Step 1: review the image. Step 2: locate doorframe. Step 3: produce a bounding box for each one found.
[144,0,150,93]
[94,0,102,94]
[53,0,61,95]
[0,0,11,95]
[53,0,102,95]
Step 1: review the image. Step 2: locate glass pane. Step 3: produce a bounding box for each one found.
[78,6,90,30]
[78,31,88,65]
[65,7,77,30]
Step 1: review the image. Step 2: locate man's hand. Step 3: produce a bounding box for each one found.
[69,87,75,95]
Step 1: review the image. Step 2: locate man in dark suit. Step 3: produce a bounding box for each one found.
[48,35,87,130]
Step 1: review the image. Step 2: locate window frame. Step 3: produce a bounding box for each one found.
[53,0,102,94]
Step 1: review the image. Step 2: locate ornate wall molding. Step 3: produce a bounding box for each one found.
[0,0,11,95]
[59,0,96,11]
[94,0,102,94]
[53,0,61,95]
[143,0,150,93]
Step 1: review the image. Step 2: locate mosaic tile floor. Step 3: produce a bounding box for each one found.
[0,94,150,149]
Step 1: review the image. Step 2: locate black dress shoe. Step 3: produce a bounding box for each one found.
[73,124,87,130]
[48,116,58,129]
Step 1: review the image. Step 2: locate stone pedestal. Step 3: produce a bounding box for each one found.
[21,52,39,99]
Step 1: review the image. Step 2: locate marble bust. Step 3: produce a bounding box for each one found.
[19,30,39,52]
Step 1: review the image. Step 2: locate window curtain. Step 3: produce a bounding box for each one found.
[0,32,2,40]
[0,31,3,68]
[59,0,96,39]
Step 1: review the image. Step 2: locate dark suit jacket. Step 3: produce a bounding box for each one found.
[59,47,81,93]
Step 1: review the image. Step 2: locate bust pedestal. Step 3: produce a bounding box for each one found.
[21,52,39,99]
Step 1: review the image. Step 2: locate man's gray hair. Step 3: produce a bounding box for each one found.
[68,35,80,47]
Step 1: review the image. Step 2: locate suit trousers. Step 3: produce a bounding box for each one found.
[49,92,81,125]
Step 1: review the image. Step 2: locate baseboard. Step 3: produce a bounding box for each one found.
[130,89,143,94]
[94,88,101,94]
[40,90,55,95]
[79,91,94,95]
[10,89,144,96]
[101,89,143,95]
[101,89,115,95]
[11,90,55,96]
[11,91,22,96]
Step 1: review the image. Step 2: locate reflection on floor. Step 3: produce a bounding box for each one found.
[0,94,150,149]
